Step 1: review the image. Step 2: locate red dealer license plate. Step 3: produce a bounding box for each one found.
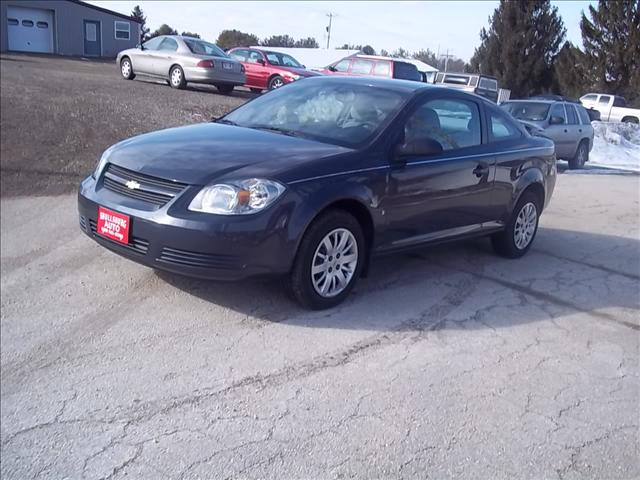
[96,207,130,244]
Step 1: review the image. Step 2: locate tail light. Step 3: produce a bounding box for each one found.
[197,60,215,68]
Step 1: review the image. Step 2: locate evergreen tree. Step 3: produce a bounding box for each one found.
[412,48,438,67]
[215,30,259,49]
[554,41,587,99]
[580,0,640,103]
[181,31,201,39]
[261,35,296,47]
[294,37,319,48]
[148,24,178,39]
[130,5,149,42]
[468,0,565,97]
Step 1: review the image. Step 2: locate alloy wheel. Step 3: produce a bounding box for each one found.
[514,202,537,250]
[311,228,358,298]
[271,78,284,89]
[171,68,182,87]
[121,60,131,77]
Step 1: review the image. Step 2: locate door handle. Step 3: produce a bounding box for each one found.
[564,129,568,133]
[473,164,489,178]
[578,129,582,133]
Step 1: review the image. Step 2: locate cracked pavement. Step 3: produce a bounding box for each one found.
[1,173,639,479]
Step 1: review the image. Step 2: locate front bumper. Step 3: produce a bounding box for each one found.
[78,176,294,281]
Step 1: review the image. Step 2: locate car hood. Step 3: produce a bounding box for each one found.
[105,123,350,185]
[278,66,322,77]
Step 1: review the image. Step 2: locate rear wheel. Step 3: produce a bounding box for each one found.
[491,191,541,258]
[169,65,186,89]
[120,57,135,80]
[568,140,589,169]
[289,211,365,310]
[268,75,284,90]
[216,84,234,94]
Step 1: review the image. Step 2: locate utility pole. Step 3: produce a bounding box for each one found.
[326,13,335,49]
[440,49,454,72]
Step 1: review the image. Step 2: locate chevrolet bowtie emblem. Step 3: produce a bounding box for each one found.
[125,180,141,190]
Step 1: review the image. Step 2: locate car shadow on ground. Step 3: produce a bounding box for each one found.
[133,77,257,99]
[156,227,640,331]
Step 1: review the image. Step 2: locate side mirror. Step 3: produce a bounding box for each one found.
[549,115,564,125]
[328,65,337,72]
[395,139,443,159]
[301,64,306,69]
[257,58,266,65]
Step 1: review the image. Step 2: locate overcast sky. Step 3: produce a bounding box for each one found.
[89,1,595,61]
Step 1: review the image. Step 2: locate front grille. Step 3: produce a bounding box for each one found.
[157,247,239,269]
[102,164,187,207]
[89,219,149,255]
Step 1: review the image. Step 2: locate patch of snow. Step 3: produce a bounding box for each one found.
[588,121,640,172]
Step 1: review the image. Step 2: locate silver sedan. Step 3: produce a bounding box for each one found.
[116,35,246,94]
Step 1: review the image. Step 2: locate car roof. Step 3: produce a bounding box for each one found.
[349,54,414,64]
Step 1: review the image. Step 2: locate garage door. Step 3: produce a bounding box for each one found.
[7,6,54,54]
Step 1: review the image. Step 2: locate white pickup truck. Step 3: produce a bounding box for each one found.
[580,93,640,123]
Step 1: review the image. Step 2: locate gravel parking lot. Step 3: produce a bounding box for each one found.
[1,54,639,479]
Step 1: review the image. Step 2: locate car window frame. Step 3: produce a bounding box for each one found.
[142,36,164,51]
[373,60,391,77]
[565,103,579,125]
[598,95,611,105]
[229,48,248,62]
[576,105,591,125]
[332,59,351,73]
[351,58,375,75]
[487,105,524,143]
[158,37,178,52]
[247,49,265,64]
[400,93,485,156]
[550,103,567,123]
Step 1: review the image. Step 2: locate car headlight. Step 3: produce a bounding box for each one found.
[285,73,300,81]
[92,145,115,179]
[188,179,285,215]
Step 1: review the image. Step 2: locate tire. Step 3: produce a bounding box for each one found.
[250,88,262,94]
[268,75,285,90]
[622,117,639,124]
[216,84,234,95]
[289,210,365,310]
[169,65,186,89]
[491,191,541,259]
[568,140,589,169]
[120,57,135,80]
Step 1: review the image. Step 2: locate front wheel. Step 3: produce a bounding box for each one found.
[268,75,284,90]
[120,58,135,80]
[491,191,541,258]
[216,84,234,95]
[289,211,365,310]
[568,140,589,169]
[169,65,186,89]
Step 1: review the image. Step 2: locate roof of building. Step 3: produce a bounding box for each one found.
[67,0,141,23]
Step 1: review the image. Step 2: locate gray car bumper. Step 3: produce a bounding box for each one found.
[184,66,245,85]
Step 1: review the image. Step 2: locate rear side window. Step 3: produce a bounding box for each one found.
[332,59,351,72]
[613,96,627,107]
[598,95,611,105]
[373,61,390,76]
[565,104,579,124]
[405,98,481,151]
[393,62,420,81]
[550,103,567,123]
[158,38,178,51]
[351,59,374,74]
[576,105,591,125]
[489,109,522,141]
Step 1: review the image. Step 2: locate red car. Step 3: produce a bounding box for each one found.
[228,47,321,93]
[321,54,422,82]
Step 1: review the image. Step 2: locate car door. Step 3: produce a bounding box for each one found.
[153,37,179,77]
[229,48,249,82]
[545,103,572,158]
[380,94,495,249]
[134,36,164,74]
[563,103,582,157]
[245,50,269,88]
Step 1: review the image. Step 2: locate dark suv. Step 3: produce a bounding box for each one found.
[321,55,421,82]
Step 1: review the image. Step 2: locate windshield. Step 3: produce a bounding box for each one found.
[183,38,228,58]
[265,51,302,68]
[501,102,551,121]
[222,81,409,148]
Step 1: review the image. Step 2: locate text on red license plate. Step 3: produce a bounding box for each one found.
[97,207,130,244]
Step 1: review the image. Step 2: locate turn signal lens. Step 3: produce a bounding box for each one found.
[197,60,215,68]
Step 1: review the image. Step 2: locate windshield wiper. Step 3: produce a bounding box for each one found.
[249,125,303,137]
[215,118,238,126]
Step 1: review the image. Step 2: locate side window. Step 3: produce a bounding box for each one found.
[613,96,627,107]
[333,59,351,72]
[229,49,248,61]
[565,104,579,124]
[247,50,264,64]
[576,106,591,125]
[405,98,481,151]
[351,59,374,74]
[158,38,178,51]
[582,94,597,102]
[489,108,522,141]
[598,95,611,105]
[114,21,130,40]
[373,61,390,76]
[142,37,164,51]
[479,77,498,91]
[550,103,566,123]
